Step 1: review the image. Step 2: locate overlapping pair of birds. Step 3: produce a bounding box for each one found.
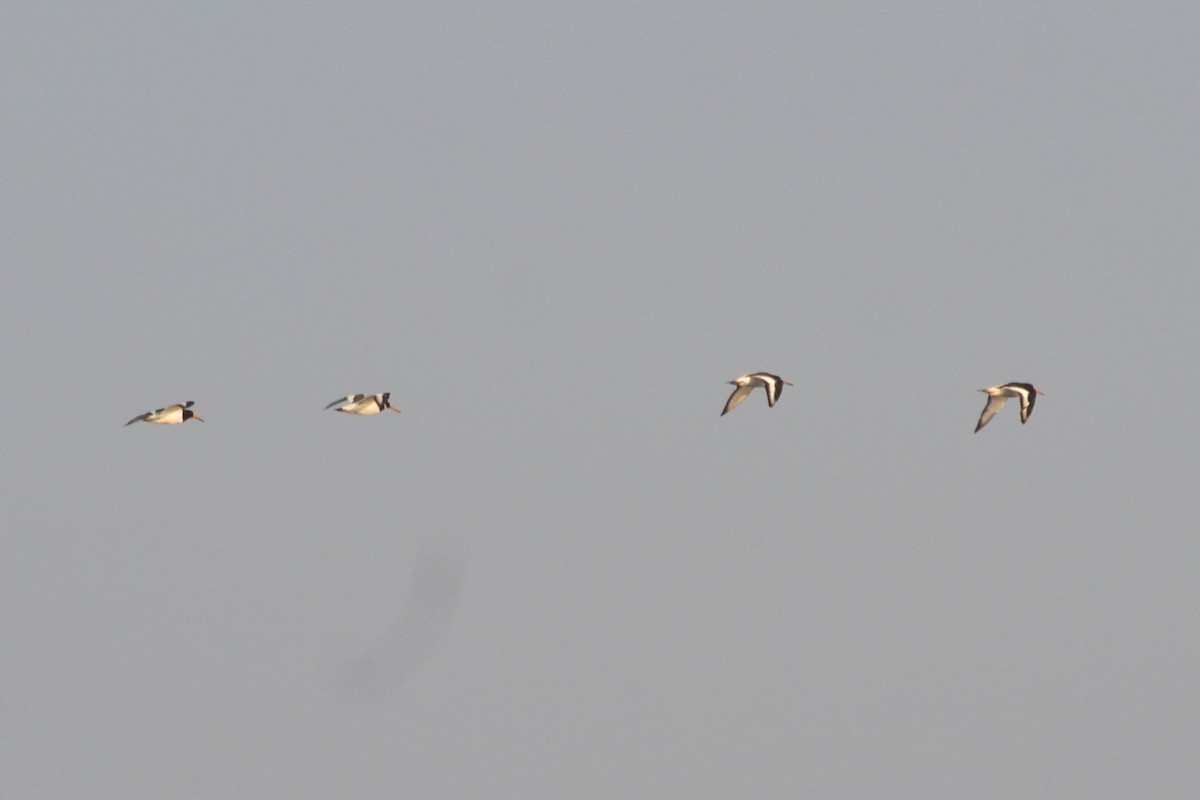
[125,378,1043,433]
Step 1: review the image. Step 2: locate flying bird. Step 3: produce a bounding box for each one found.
[124,400,204,427]
[975,383,1044,433]
[721,372,793,416]
[325,393,400,416]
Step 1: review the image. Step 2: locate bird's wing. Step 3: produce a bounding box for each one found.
[721,384,754,416]
[325,395,360,410]
[974,395,1007,433]
[1003,384,1037,423]
[124,412,150,427]
[756,374,784,407]
[1021,389,1036,423]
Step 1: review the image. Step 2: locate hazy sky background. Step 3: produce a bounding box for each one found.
[4,3,1200,797]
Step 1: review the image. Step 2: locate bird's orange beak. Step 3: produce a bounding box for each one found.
[389,406,401,413]
[194,415,205,422]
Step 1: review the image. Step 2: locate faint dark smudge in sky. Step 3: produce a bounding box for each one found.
[330,542,465,704]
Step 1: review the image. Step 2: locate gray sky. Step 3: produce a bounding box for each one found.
[4,3,1200,797]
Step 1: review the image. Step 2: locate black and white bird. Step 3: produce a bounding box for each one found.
[124,401,204,427]
[721,372,793,416]
[974,383,1044,433]
[324,393,401,416]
